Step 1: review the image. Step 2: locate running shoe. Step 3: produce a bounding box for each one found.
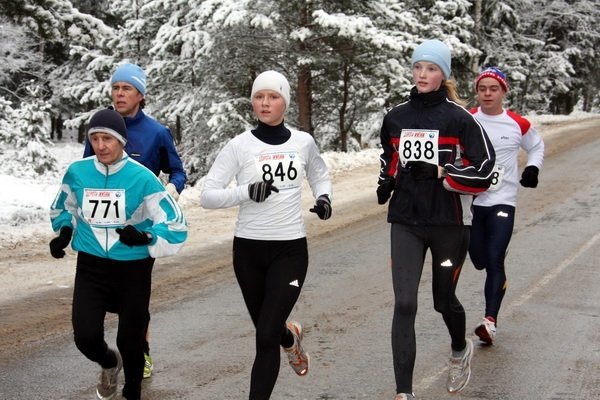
[143,352,154,379]
[394,393,416,399]
[446,338,473,393]
[474,316,497,345]
[284,321,310,376]
[96,350,122,400]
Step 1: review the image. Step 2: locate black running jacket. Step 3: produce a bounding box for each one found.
[378,86,495,226]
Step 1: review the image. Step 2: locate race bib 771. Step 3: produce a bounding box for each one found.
[82,188,126,226]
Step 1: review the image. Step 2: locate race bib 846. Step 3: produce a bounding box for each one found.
[254,151,303,190]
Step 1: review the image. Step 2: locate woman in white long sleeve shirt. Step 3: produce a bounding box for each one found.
[200,71,332,400]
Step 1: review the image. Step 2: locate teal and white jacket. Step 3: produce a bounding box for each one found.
[50,154,187,260]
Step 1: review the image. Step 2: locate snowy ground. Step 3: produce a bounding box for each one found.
[0,111,595,248]
[0,141,381,248]
[0,111,598,306]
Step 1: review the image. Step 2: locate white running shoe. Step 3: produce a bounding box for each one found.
[96,350,122,400]
[474,316,497,345]
[447,338,474,393]
[284,321,310,376]
[394,393,416,399]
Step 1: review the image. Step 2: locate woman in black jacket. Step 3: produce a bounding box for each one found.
[377,39,495,400]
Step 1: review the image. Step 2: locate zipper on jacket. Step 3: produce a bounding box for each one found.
[103,163,110,258]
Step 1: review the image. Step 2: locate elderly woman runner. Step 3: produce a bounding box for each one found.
[49,109,187,400]
[201,70,332,400]
[377,40,496,400]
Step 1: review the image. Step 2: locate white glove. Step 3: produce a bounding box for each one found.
[166,183,180,201]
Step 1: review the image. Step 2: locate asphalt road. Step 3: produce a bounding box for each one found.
[1,123,599,400]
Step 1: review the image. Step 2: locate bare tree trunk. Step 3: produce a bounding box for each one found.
[339,62,350,152]
[582,87,590,112]
[296,4,313,135]
[78,123,85,144]
[297,65,313,135]
[56,115,63,140]
[471,0,482,73]
[175,115,182,143]
[50,116,56,140]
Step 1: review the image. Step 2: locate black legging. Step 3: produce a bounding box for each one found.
[233,237,308,400]
[469,204,515,322]
[72,252,154,400]
[390,224,469,395]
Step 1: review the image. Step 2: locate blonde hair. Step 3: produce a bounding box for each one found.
[444,79,467,107]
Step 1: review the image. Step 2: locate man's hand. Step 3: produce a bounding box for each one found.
[166,182,180,201]
[520,166,539,188]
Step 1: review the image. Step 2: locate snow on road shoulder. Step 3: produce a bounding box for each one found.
[0,141,380,249]
[0,111,596,249]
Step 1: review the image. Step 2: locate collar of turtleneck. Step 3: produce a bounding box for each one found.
[409,86,448,108]
[251,121,291,145]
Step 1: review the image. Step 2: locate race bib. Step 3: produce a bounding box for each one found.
[255,151,302,190]
[487,164,505,192]
[399,129,439,165]
[82,189,126,226]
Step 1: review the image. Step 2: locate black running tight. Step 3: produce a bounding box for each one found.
[233,237,308,400]
[390,224,469,394]
[72,252,154,400]
[469,204,515,321]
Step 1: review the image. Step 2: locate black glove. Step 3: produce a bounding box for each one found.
[49,226,73,259]
[406,161,439,180]
[377,177,395,205]
[520,165,539,188]
[248,180,279,202]
[116,225,151,247]
[310,195,332,220]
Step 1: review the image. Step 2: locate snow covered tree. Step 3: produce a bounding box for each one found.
[471,0,536,111]
[529,0,600,113]
[1,0,599,181]
[402,0,480,101]
[141,0,269,183]
[475,0,600,114]
[287,0,419,151]
[0,85,57,178]
[0,19,39,100]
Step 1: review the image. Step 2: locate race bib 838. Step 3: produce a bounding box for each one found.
[399,129,439,165]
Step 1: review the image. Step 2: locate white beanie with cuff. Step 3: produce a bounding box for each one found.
[250,71,291,109]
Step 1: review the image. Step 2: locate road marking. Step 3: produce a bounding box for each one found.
[511,232,600,307]
[417,233,600,391]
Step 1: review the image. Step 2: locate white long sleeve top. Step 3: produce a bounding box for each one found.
[200,128,332,240]
[471,108,545,207]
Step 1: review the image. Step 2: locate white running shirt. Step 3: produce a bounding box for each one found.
[200,129,332,240]
[471,108,544,207]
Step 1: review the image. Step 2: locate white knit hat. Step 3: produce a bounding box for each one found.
[250,71,291,109]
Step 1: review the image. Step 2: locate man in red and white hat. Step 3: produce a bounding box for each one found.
[469,67,545,345]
